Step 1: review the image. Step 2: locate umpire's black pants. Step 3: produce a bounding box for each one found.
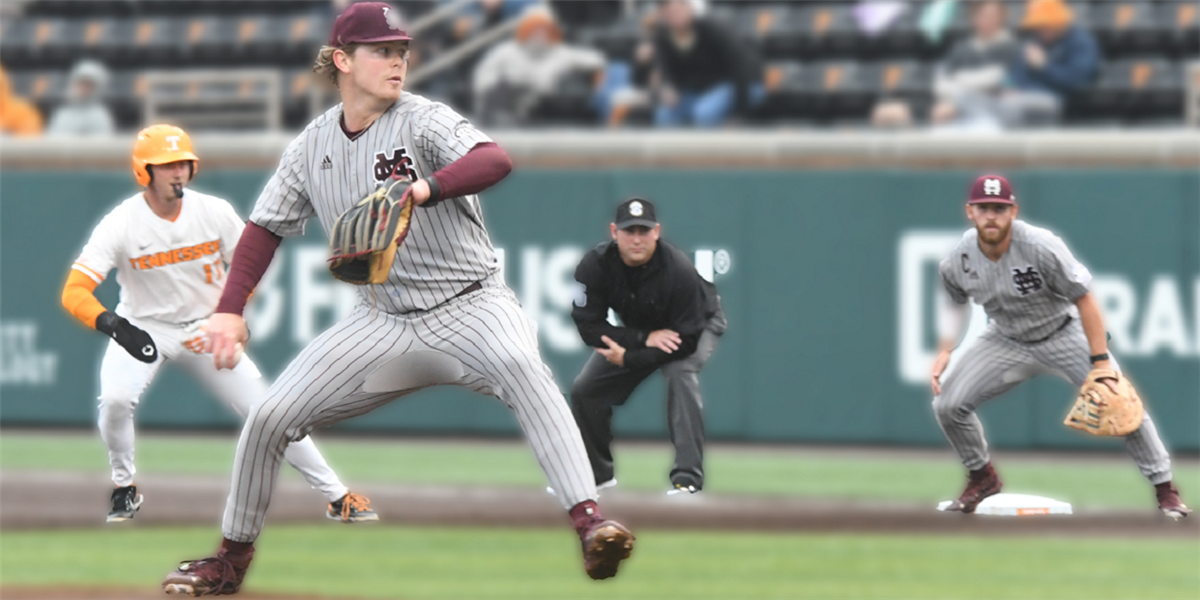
[570,319,722,490]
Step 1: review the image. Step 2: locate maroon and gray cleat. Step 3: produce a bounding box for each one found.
[581,519,635,580]
[162,544,253,596]
[945,462,1003,514]
[1156,482,1192,520]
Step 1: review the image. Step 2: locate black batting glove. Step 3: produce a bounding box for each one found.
[95,311,158,363]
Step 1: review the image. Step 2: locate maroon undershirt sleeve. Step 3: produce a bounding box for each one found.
[215,221,283,316]
[426,141,513,203]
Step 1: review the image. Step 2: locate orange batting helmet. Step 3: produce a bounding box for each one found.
[132,124,198,187]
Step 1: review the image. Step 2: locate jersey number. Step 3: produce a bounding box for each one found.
[203,262,224,284]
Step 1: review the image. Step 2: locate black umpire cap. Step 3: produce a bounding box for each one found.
[614,198,658,230]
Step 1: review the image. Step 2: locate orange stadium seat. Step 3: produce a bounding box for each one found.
[1093,1,1160,56]
[1160,1,1200,57]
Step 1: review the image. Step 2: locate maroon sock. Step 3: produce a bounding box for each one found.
[570,500,604,538]
[218,538,255,569]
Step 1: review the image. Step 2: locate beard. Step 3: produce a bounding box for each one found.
[976,220,1010,244]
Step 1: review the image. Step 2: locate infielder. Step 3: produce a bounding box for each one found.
[930,175,1190,518]
[162,4,633,595]
[62,125,375,524]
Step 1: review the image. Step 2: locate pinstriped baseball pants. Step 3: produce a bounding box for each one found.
[933,319,1173,484]
[221,284,596,542]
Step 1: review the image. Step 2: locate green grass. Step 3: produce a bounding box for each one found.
[2,430,1197,509]
[1,525,1196,599]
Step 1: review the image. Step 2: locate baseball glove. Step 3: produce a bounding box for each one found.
[1063,369,1144,437]
[328,177,414,285]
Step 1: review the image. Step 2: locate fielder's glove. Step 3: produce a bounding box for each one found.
[1063,369,1144,437]
[328,177,414,285]
[96,311,158,363]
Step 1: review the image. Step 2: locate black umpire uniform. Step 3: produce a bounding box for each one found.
[570,198,726,493]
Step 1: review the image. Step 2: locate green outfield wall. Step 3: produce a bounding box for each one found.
[2,168,1197,451]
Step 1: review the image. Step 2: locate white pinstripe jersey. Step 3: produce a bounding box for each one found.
[72,189,244,324]
[250,92,498,314]
[939,220,1092,343]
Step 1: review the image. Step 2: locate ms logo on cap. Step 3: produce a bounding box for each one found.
[382,6,404,31]
[984,178,1002,196]
[629,201,644,217]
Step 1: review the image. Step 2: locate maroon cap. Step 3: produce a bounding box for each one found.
[968,175,1016,204]
[329,2,412,47]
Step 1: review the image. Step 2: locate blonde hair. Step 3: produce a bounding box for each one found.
[312,42,411,87]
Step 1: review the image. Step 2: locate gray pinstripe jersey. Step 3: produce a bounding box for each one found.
[250,92,498,313]
[939,220,1092,343]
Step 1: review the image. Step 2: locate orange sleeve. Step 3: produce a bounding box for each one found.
[62,269,108,329]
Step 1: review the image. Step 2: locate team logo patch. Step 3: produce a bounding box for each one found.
[1012,266,1043,295]
[382,6,404,31]
[984,178,1002,196]
[373,147,417,182]
[629,201,644,217]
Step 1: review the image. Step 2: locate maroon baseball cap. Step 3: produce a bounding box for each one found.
[329,2,412,47]
[967,175,1016,204]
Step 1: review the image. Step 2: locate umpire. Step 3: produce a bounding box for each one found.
[570,198,726,495]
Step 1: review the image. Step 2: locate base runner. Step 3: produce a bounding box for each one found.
[62,124,375,524]
[930,175,1190,518]
[161,4,633,595]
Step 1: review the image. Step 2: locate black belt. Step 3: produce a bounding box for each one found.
[1027,316,1073,344]
[454,281,482,299]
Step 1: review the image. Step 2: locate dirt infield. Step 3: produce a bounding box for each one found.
[3,469,1195,538]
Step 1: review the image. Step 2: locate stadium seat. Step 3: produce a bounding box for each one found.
[792,4,860,59]
[724,3,799,59]
[2,17,69,65]
[575,17,645,63]
[1075,58,1183,122]
[529,69,600,127]
[1092,1,1160,57]
[757,61,805,118]
[1159,1,1200,57]
[6,70,65,105]
[122,17,185,64]
[870,60,933,99]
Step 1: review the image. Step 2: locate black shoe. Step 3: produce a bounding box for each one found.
[107,485,143,522]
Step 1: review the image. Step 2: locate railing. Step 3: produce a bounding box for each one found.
[144,69,283,131]
[2,131,1197,170]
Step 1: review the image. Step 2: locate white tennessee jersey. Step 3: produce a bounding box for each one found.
[249,92,497,314]
[72,189,245,324]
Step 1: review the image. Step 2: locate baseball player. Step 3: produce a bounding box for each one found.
[570,198,726,496]
[62,124,375,524]
[162,4,633,595]
[930,175,1190,518]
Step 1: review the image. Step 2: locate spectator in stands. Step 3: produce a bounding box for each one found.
[874,1,1019,129]
[652,0,758,128]
[472,6,606,126]
[1003,0,1099,126]
[0,64,44,137]
[595,37,656,127]
[47,60,115,137]
[930,1,1020,128]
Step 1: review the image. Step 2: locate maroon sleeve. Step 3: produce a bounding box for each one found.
[215,221,283,316]
[426,142,513,203]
